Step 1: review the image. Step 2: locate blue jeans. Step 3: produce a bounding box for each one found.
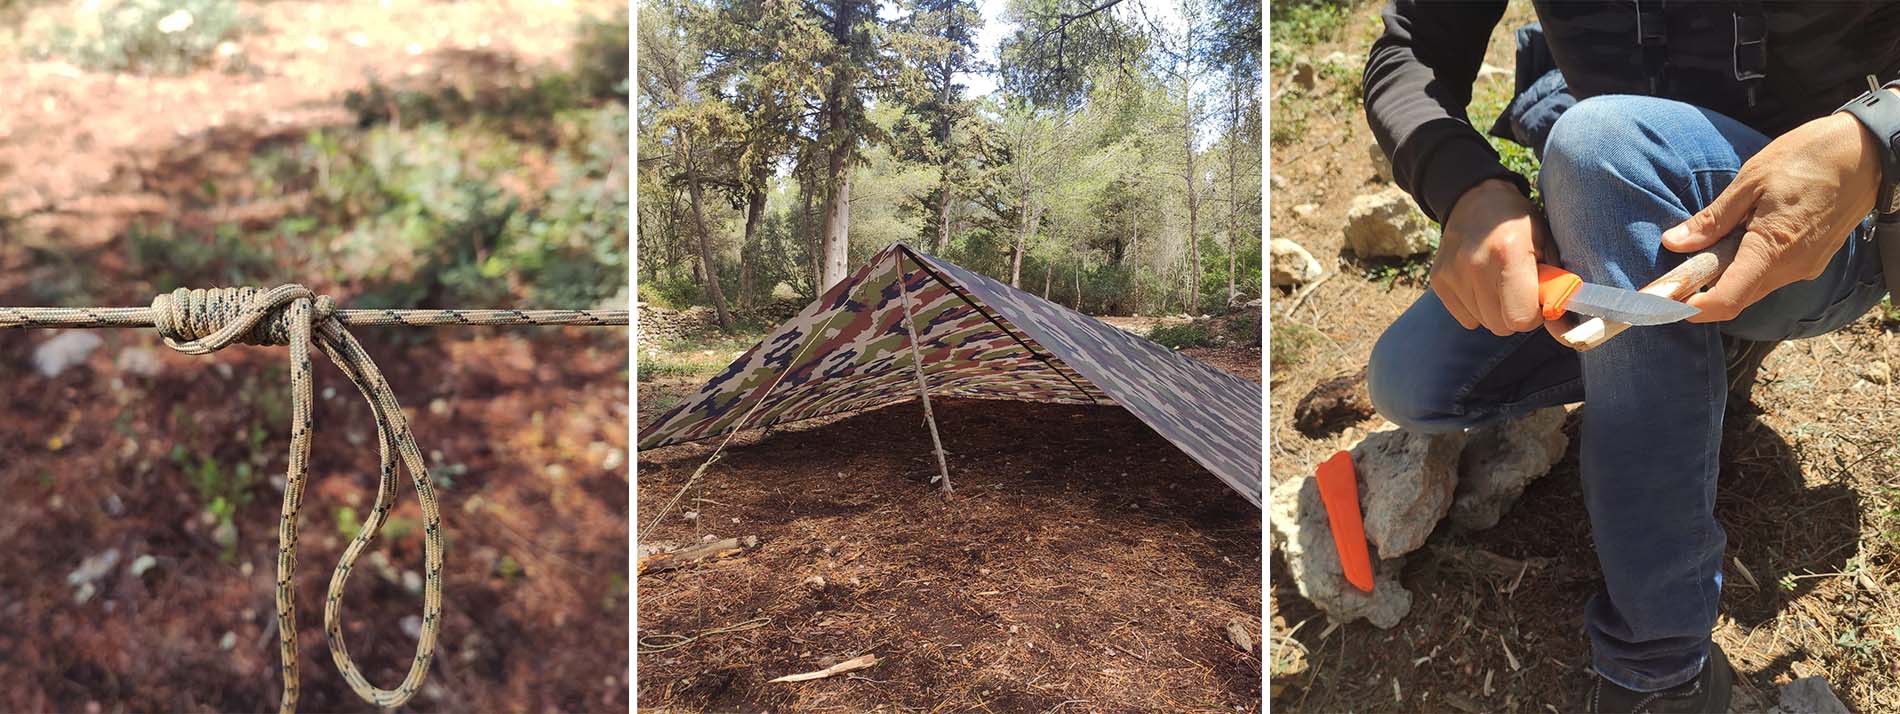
[1367,95,1886,691]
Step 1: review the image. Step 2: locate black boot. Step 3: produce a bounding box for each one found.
[1580,642,1733,713]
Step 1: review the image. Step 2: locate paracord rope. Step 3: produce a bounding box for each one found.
[3,286,628,713]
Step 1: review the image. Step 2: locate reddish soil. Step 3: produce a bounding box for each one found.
[0,2,628,711]
[635,347,1263,713]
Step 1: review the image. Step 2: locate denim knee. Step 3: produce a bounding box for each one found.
[1366,317,1477,434]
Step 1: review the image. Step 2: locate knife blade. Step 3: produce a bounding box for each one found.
[1537,264,1701,326]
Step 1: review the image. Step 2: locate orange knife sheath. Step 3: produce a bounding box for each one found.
[1315,450,1374,593]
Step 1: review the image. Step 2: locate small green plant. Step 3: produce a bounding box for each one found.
[1362,256,1432,290]
[1147,321,1219,350]
[1270,323,1322,368]
[335,506,362,541]
[1837,627,1878,660]
[41,0,245,74]
[175,445,259,561]
[495,554,524,584]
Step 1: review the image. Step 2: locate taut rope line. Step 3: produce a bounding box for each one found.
[3,286,628,713]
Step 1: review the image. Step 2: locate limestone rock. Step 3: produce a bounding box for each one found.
[1350,422,1467,557]
[1291,203,1318,220]
[1270,475,1412,628]
[1270,239,1324,288]
[1477,63,1512,82]
[34,331,104,378]
[1345,187,1436,258]
[1772,677,1848,714]
[1368,141,1392,182]
[1449,407,1570,530]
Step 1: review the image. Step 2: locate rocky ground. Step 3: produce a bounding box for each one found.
[1269,1,1900,711]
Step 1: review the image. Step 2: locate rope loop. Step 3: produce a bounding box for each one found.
[151,286,337,352]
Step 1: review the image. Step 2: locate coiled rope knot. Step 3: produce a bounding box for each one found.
[151,284,442,713]
[151,286,337,352]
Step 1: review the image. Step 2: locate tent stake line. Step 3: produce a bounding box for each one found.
[897,251,954,494]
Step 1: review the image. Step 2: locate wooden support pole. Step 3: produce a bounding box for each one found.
[895,251,953,494]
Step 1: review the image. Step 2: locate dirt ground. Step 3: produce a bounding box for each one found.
[0,2,629,711]
[1269,2,1900,711]
[636,344,1263,713]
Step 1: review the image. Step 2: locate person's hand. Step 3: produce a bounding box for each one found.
[1661,99,1891,322]
[1431,178,1557,336]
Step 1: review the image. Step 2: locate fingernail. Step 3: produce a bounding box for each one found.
[1661,225,1686,244]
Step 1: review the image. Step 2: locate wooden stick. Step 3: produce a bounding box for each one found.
[896,252,953,494]
[637,535,760,575]
[1557,238,1739,351]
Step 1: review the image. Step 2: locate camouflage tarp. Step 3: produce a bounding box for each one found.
[638,243,1263,506]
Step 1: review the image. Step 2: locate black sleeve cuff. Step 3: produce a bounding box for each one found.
[1413,134,1531,223]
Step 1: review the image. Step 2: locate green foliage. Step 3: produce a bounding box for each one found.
[243,103,629,311]
[1268,0,1351,68]
[495,554,524,584]
[39,0,244,74]
[125,222,282,290]
[1270,322,1322,367]
[173,444,259,561]
[335,506,362,541]
[1223,307,1262,346]
[1148,321,1218,350]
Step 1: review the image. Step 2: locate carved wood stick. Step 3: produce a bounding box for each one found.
[1557,238,1739,351]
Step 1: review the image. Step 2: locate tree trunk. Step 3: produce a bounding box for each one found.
[934,53,956,256]
[1010,195,1029,288]
[800,167,820,290]
[817,0,856,293]
[1183,96,1201,316]
[821,171,851,290]
[1225,84,1242,307]
[1042,259,1052,299]
[1075,255,1083,308]
[678,128,733,330]
[740,184,766,308]
[935,182,952,255]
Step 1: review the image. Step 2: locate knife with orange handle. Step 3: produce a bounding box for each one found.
[1550,237,1741,351]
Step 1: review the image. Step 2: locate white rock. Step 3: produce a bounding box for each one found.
[68,548,121,588]
[1345,187,1436,258]
[1350,422,1467,558]
[401,615,423,639]
[1270,239,1325,288]
[1369,141,1393,182]
[115,347,163,377]
[129,554,159,578]
[1449,407,1569,530]
[1269,475,1412,628]
[34,331,104,378]
[1291,203,1318,220]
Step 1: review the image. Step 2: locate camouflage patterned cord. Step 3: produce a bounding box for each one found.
[3,286,628,713]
